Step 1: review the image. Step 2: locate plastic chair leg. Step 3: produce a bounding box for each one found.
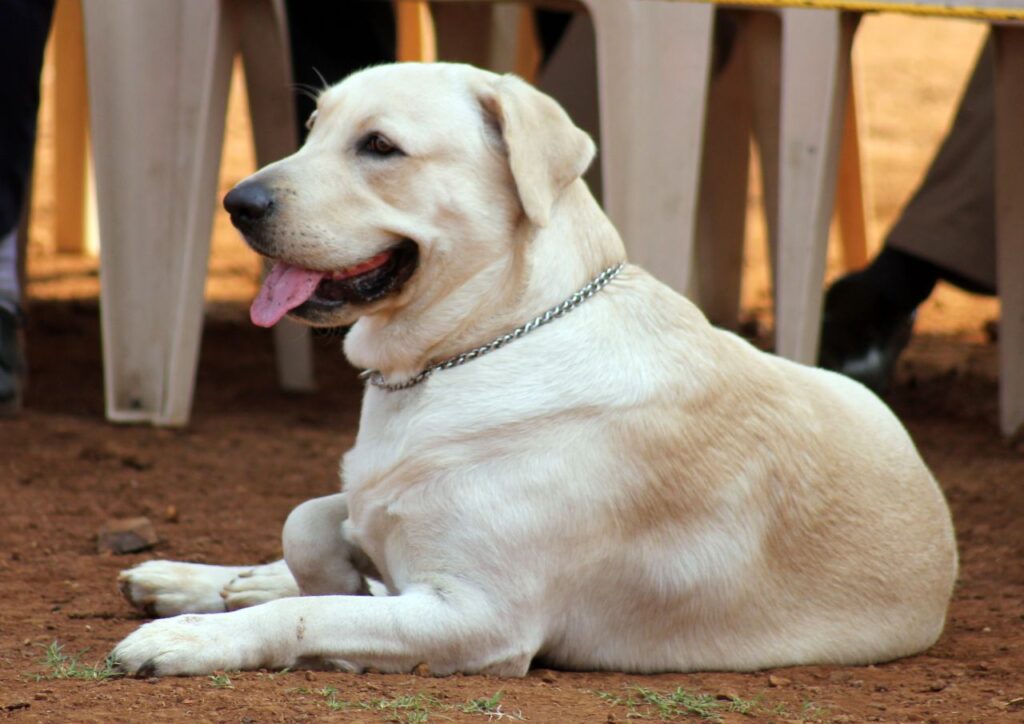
[84,0,236,425]
[696,13,753,329]
[747,11,782,287]
[994,26,1024,438]
[430,4,493,66]
[585,0,715,300]
[239,0,314,393]
[774,9,854,364]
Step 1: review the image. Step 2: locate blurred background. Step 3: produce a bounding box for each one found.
[23,11,998,371]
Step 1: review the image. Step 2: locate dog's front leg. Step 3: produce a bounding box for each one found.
[116,492,369,618]
[282,492,379,596]
[112,588,536,677]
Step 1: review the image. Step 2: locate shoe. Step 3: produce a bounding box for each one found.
[0,302,25,416]
[818,270,915,395]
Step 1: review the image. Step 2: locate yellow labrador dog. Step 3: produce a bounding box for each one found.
[113,63,957,677]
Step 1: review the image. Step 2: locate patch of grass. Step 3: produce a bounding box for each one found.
[768,702,791,718]
[304,686,516,722]
[360,693,440,721]
[594,685,785,721]
[33,641,121,682]
[254,667,291,681]
[316,688,441,722]
[461,691,503,714]
[636,687,721,720]
[723,695,760,715]
[461,691,524,720]
[596,691,626,706]
[801,699,830,720]
[208,673,234,689]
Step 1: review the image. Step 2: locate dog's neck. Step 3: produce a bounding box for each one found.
[343,181,626,384]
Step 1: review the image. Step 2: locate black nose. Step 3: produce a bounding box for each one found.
[224,182,274,228]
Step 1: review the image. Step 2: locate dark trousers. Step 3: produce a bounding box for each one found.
[0,0,55,238]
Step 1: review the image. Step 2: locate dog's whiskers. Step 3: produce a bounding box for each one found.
[292,83,324,104]
[311,67,330,93]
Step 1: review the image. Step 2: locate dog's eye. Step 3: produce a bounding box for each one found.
[361,133,400,157]
[305,110,318,131]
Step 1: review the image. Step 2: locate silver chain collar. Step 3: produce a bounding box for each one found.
[359,261,626,392]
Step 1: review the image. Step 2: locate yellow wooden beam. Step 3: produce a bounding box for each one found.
[395,1,436,62]
[680,0,1024,21]
[836,80,870,271]
[53,0,89,255]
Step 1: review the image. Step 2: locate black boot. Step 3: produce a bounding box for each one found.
[0,301,24,416]
[818,248,937,394]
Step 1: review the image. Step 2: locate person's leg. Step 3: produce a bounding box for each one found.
[0,229,19,314]
[819,38,995,392]
[885,39,995,294]
[0,227,24,414]
[0,0,55,296]
[0,0,55,414]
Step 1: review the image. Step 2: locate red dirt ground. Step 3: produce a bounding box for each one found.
[1,13,1021,724]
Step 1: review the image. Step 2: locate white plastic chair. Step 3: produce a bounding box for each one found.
[770,10,1023,437]
[653,7,855,340]
[988,25,1024,437]
[425,2,869,330]
[82,0,314,426]
[585,0,717,300]
[774,8,856,363]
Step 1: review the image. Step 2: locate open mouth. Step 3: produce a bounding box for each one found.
[250,240,418,327]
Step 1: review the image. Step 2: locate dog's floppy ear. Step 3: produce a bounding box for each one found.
[481,74,596,227]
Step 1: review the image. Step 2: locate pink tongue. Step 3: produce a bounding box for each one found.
[250,262,326,327]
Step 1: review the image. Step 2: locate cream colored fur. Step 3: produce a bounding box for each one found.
[113,63,957,676]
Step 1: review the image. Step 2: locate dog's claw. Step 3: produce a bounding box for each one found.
[117,576,134,603]
[108,653,130,677]
[136,658,158,678]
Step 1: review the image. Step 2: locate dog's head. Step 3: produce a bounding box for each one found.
[224,63,595,329]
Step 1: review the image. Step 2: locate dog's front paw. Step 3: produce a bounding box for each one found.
[222,562,300,611]
[112,610,279,676]
[119,560,245,617]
